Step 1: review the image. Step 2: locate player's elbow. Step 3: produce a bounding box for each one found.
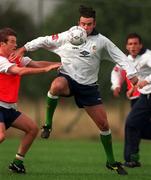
[8,66,25,76]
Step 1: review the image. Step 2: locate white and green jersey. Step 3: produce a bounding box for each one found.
[133,49,151,94]
[25,29,137,85]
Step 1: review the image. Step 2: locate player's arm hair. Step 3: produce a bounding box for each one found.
[7,61,61,75]
[7,65,49,76]
[27,60,59,68]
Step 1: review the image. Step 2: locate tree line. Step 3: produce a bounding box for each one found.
[1,0,151,102]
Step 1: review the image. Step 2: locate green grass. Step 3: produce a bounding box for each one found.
[0,138,151,180]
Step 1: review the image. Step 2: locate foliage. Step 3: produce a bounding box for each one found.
[1,0,151,100]
[0,2,58,98]
[0,2,37,46]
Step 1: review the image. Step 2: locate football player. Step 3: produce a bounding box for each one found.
[11,5,139,175]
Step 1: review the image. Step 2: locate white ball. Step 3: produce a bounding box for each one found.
[67,26,87,46]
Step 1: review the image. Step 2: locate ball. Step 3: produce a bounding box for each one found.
[67,26,87,46]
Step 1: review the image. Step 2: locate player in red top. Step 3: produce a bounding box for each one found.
[0,27,61,173]
[111,64,140,107]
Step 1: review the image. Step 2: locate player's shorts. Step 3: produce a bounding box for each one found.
[0,106,21,129]
[58,73,102,108]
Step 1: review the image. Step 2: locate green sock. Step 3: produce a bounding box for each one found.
[13,153,24,165]
[100,131,115,164]
[45,93,58,129]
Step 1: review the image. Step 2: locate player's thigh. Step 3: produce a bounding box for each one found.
[12,112,38,133]
[85,104,107,120]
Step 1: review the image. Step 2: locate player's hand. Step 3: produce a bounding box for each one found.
[129,76,138,85]
[9,47,26,62]
[113,87,121,97]
[137,80,149,89]
[45,62,61,72]
[126,87,134,98]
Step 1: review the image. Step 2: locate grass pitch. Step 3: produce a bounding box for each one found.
[0,138,151,180]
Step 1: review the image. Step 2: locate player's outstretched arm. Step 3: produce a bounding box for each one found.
[7,62,61,76]
[27,60,61,68]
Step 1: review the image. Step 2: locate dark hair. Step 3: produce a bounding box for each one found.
[0,27,17,43]
[126,33,142,44]
[79,5,96,19]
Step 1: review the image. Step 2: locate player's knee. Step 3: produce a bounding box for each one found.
[50,82,65,95]
[99,120,109,131]
[0,133,5,143]
[29,124,39,138]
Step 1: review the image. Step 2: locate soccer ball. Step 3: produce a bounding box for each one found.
[67,26,87,46]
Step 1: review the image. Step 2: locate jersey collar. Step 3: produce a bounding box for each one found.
[89,29,99,36]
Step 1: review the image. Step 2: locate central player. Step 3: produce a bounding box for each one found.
[14,5,138,175]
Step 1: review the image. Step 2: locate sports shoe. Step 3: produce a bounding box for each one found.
[106,161,128,175]
[41,125,51,138]
[9,162,26,174]
[123,161,141,168]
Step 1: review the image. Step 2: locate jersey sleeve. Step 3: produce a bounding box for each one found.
[102,36,137,79]
[142,53,151,83]
[24,31,68,52]
[111,65,125,90]
[0,57,14,73]
[20,56,32,67]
